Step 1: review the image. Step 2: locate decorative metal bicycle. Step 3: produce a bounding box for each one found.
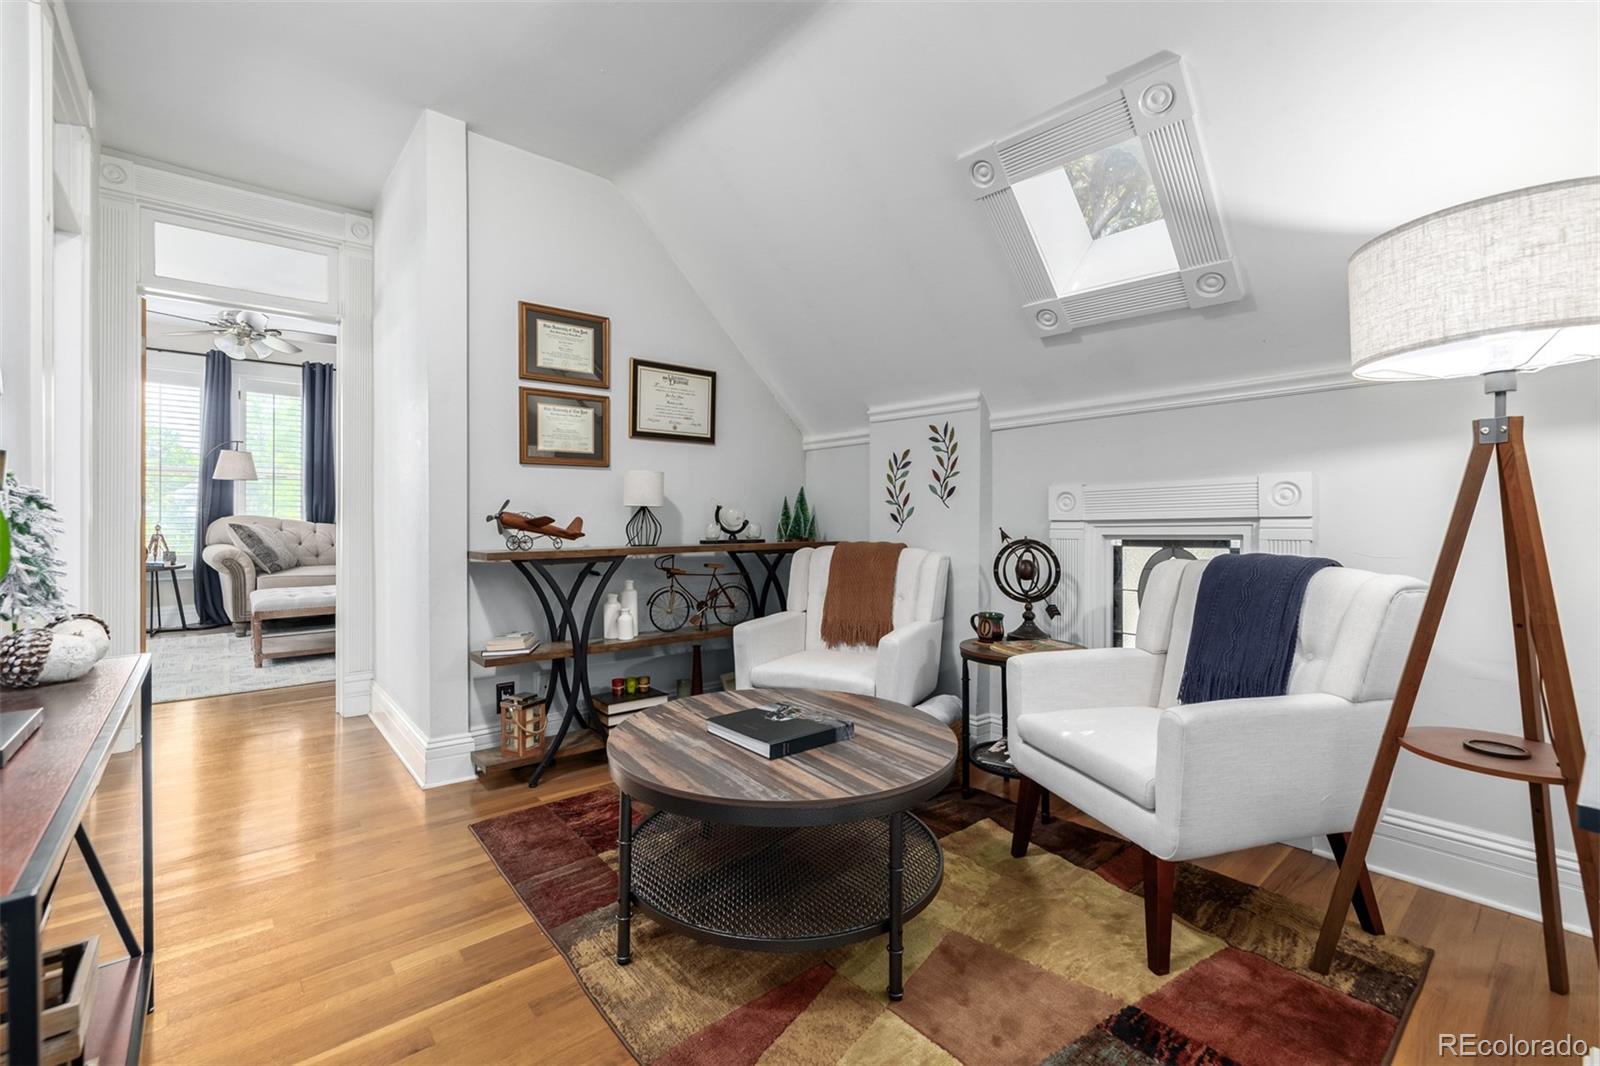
[647,555,752,631]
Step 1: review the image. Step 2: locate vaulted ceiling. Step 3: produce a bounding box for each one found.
[67,2,1597,436]
[67,0,819,209]
[616,2,1598,436]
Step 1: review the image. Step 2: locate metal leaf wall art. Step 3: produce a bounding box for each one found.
[885,449,914,531]
[927,422,959,508]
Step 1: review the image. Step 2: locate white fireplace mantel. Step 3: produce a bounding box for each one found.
[1046,472,1315,648]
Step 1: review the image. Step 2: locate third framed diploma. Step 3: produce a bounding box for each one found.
[629,358,716,444]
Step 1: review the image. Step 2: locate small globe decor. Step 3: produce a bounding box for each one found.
[993,528,1062,640]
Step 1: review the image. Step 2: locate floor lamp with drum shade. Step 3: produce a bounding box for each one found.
[1311,178,1599,990]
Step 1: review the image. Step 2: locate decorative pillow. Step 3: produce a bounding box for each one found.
[226,523,301,575]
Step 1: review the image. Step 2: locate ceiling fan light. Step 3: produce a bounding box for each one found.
[214,333,241,354]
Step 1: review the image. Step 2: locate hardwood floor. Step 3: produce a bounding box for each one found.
[45,683,1595,1064]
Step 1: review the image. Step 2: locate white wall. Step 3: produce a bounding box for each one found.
[465,132,804,739]
[370,110,470,783]
[802,442,869,541]
[988,365,1599,932]
[1,1,94,610]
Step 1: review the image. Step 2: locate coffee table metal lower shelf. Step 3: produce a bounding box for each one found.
[627,811,943,953]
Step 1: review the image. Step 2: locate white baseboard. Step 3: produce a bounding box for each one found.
[369,681,500,789]
[338,669,373,718]
[1308,806,1592,938]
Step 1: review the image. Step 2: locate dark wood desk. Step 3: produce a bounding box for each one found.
[0,655,153,1066]
[468,541,831,787]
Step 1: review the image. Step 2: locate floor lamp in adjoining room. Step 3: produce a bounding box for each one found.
[1309,178,1599,991]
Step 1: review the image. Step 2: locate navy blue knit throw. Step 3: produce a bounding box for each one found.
[1177,553,1340,704]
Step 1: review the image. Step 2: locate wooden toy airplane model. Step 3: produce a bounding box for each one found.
[486,501,586,550]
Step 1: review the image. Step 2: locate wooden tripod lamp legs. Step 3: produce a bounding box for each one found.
[1310,419,1598,989]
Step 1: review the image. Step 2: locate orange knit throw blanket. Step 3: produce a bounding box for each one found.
[821,542,906,648]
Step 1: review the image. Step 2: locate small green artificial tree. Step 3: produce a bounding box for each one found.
[791,488,816,540]
[777,496,793,541]
[1,474,68,628]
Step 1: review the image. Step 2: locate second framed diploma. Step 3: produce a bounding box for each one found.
[520,387,609,467]
[519,302,609,387]
[630,358,717,444]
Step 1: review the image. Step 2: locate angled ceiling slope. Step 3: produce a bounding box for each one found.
[615,2,1600,438]
[65,0,821,209]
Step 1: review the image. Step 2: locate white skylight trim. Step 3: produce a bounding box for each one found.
[960,52,1244,337]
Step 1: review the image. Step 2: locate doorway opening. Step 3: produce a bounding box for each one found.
[140,293,341,702]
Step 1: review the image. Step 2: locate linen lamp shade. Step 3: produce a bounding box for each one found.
[212,448,258,481]
[622,470,664,508]
[1349,177,1600,381]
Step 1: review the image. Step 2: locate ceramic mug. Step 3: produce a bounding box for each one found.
[970,611,1005,642]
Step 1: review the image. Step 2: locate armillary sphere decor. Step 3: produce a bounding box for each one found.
[993,528,1062,640]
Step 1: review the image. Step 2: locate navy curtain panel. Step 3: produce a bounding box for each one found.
[193,349,234,627]
[301,362,336,524]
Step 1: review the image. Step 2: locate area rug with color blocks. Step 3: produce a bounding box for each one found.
[471,787,1430,1065]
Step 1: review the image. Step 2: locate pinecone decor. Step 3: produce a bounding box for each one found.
[0,613,111,688]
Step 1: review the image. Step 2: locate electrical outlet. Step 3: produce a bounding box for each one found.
[495,681,516,711]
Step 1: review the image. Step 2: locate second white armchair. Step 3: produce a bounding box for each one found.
[1007,556,1426,975]
[733,545,949,707]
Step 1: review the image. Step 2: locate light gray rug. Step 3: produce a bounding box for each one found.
[149,628,334,702]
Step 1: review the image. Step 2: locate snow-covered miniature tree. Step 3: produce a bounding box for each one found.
[1,474,68,628]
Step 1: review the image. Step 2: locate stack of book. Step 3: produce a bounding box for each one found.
[481,631,540,660]
[592,688,670,728]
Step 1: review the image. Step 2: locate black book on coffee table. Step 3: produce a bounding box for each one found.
[707,704,854,759]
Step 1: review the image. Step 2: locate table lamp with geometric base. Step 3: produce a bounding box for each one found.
[1311,178,1600,992]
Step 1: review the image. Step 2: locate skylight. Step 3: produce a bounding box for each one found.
[1011,137,1180,298]
[1068,139,1163,239]
[959,52,1243,335]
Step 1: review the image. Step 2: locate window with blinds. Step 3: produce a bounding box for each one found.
[144,376,204,558]
[240,386,304,520]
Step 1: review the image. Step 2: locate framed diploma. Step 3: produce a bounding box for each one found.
[629,358,717,444]
[519,302,609,388]
[519,387,609,467]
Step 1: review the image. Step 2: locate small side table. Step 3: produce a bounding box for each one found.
[145,561,195,636]
[960,638,1084,815]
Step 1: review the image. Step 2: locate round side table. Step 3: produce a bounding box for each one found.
[959,638,1083,811]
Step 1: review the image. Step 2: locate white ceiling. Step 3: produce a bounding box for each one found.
[66,0,820,209]
[617,2,1600,436]
[69,2,1598,435]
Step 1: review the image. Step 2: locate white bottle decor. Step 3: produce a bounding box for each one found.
[620,579,639,621]
[615,606,637,642]
[602,593,621,639]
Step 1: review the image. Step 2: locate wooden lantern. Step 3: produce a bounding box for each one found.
[499,694,545,758]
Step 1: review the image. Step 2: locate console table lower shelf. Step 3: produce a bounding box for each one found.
[624,812,943,953]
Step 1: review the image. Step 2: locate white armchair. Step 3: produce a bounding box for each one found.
[1007,556,1426,974]
[734,545,949,707]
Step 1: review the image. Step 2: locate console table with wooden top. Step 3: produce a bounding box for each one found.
[0,654,154,1066]
[468,540,832,787]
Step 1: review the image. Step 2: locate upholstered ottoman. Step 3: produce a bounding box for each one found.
[249,586,337,667]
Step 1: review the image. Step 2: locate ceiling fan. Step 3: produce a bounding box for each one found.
[163,309,336,360]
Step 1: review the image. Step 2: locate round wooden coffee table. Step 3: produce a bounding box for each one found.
[607,688,957,1000]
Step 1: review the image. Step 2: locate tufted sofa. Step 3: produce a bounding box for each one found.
[201,515,336,634]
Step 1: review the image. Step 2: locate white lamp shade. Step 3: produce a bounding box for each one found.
[213,448,258,481]
[1349,177,1600,381]
[622,469,664,507]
